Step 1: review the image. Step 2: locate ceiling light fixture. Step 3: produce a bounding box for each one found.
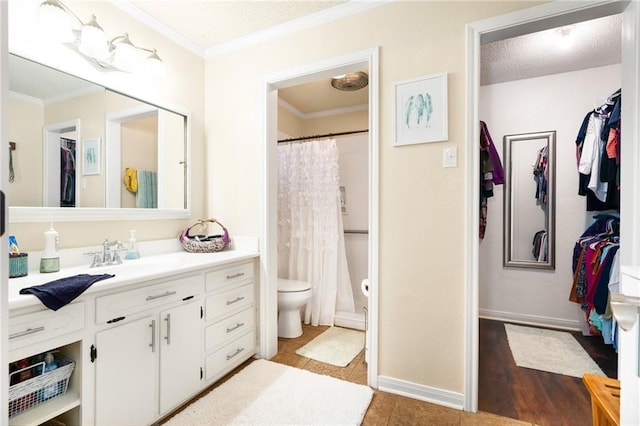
[331,71,369,91]
[38,0,165,81]
[556,25,575,50]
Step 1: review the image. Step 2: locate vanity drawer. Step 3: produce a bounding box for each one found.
[205,307,254,352]
[9,302,85,351]
[205,331,255,381]
[205,261,254,292]
[96,274,203,324]
[205,283,254,322]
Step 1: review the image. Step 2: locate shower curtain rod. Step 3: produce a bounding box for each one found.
[277,129,368,143]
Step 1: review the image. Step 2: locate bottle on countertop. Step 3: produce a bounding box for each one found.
[40,223,60,273]
[124,230,140,260]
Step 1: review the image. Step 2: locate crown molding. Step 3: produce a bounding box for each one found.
[111,0,206,57]
[278,98,368,120]
[205,1,392,58]
[110,1,390,59]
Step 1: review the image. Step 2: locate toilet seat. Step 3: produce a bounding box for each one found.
[277,278,311,292]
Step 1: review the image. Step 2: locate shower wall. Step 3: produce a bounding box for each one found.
[336,133,369,315]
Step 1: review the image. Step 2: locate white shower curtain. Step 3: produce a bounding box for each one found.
[277,138,355,326]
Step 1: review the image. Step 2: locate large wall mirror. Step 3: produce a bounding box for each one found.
[503,130,556,269]
[7,54,189,222]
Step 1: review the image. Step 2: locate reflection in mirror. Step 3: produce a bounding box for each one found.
[503,130,556,269]
[8,54,105,208]
[7,54,189,221]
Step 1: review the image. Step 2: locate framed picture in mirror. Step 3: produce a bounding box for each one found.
[82,137,101,176]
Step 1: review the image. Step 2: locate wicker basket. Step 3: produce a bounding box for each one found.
[8,355,75,418]
[180,219,230,253]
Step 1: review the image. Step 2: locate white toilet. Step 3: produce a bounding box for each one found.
[277,278,312,338]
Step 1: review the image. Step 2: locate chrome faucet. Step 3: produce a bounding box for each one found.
[85,239,124,267]
[102,239,124,265]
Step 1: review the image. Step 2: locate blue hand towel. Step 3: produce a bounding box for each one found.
[20,274,115,311]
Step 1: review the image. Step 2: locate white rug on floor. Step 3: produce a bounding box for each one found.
[295,326,365,367]
[504,323,605,378]
[164,359,373,425]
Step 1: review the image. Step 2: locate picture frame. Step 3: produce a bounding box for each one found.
[394,72,448,146]
[82,137,101,175]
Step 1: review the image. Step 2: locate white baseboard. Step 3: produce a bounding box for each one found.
[479,309,581,331]
[334,311,366,331]
[377,376,464,410]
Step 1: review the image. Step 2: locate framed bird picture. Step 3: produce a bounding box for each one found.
[394,73,448,146]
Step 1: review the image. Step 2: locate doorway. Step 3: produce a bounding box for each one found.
[43,119,80,208]
[465,0,639,419]
[262,47,380,387]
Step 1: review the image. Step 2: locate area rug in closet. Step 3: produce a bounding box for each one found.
[163,359,373,425]
[504,323,605,378]
[295,326,365,367]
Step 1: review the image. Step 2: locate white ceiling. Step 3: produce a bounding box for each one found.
[11,2,623,115]
[481,13,621,86]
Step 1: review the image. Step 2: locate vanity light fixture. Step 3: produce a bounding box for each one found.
[38,0,166,80]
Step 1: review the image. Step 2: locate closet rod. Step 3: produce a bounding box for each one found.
[278,129,368,143]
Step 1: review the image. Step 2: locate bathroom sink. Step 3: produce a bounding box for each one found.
[89,256,184,277]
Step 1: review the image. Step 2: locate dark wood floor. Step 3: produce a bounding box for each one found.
[479,318,618,426]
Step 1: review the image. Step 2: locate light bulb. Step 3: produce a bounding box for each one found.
[112,34,139,72]
[38,0,74,43]
[144,49,166,84]
[79,15,109,60]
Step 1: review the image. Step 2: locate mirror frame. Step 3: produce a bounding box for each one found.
[7,55,191,223]
[503,130,556,270]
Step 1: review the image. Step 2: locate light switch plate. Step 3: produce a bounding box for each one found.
[443,146,457,168]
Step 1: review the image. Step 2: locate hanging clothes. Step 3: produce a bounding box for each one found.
[479,121,504,239]
[60,138,76,207]
[533,145,549,206]
[569,214,619,345]
[575,90,621,211]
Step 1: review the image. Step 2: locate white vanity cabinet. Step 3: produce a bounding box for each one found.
[203,261,257,383]
[8,303,85,426]
[7,250,259,426]
[93,274,204,426]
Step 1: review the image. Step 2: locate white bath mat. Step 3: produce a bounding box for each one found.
[163,359,373,425]
[504,323,605,378]
[295,326,364,367]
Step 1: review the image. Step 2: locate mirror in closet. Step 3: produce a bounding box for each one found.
[503,130,556,269]
[7,54,188,220]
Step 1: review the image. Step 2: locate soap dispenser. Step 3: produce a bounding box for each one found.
[124,230,140,260]
[40,223,60,273]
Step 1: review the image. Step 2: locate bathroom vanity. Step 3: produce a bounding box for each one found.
[7,246,259,426]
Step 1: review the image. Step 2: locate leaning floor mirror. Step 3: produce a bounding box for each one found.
[503,130,556,269]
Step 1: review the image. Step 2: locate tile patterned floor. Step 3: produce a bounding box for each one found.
[271,324,536,426]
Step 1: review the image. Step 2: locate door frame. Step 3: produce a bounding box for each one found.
[261,47,380,387]
[464,0,637,413]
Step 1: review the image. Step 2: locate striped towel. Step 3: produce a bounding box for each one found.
[136,170,158,208]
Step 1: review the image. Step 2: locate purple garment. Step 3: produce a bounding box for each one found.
[480,121,505,185]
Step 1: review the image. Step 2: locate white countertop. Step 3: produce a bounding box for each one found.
[9,240,259,312]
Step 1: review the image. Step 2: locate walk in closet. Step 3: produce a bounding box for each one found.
[477,13,622,425]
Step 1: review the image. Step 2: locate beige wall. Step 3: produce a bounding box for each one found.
[7,95,43,206]
[8,0,205,251]
[206,1,541,394]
